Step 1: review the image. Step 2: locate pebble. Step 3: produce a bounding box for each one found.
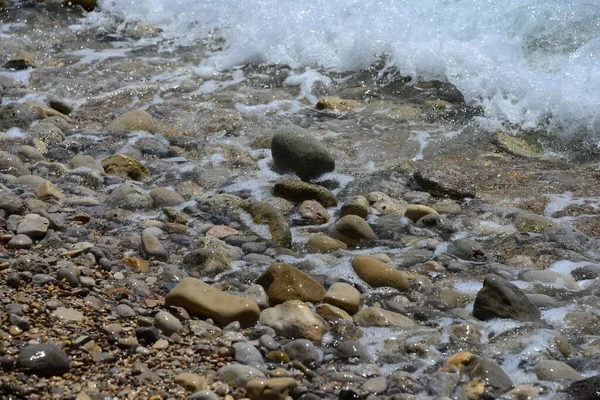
[340,195,370,218]
[322,282,361,314]
[330,215,376,245]
[16,214,50,239]
[256,262,326,305]
[283,339,320,364]
[533,359,584,384]
[260,300,328,342]
[165,277,260,327]
[233,342,265,366]
[174,372,207,392]
[7,233,33,249]
[16,343,70,375]
[306,234,347,253]
[353,306,416,327]
[473,274,541,322]
[259,335,279,351]
[115,304,136,318]
[141,230,168,261]
[154,311,184,335]
[52,307,84,322]
[362,376,387,394]
[298,199,330,224]
[217,364,266,388]
[352,254,409,292]
[187,390,220,400]
[404,204,438,223]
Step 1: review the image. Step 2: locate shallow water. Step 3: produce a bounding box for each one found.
[94,0,600,138]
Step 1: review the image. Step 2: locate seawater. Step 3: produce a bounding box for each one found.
[94,0,600,138]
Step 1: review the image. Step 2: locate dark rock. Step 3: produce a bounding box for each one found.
[412,165,475,199]
[567,374,600,400]
[16,343,70,375]
[571,265,600,281]
[473,274,541,322]
[271,125,335,181]
[447,238,486,262]
[372,214,412,240]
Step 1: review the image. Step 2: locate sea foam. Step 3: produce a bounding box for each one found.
[96,0,600,137]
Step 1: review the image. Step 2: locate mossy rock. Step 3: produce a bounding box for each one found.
[495,131,543,158]
[273,179,337,208]
[101,154,150,181]
[241,200,292,248]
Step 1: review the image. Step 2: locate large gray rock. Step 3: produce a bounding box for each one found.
[0,102,39,129]
[16,343,70,375]
[271,126,334,181]
[473,274,541,322]
[0,151,30,176]
[107,183,152,210]
[0,192,25,215]
[412,165,476,200]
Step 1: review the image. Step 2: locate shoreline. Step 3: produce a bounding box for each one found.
[1,2,600,400]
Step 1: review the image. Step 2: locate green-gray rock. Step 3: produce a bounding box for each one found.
[473,274,541,322]
[271,126,334,181]
[183,248,231,277]
[272,179,337,208]
[241,200,291,248]
[256,263,326,305]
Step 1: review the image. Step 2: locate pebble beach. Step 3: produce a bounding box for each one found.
[1,1,600,400]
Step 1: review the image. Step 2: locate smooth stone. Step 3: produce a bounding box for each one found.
[165,278,260,327]
[57,266,80,287]
[322,282,361,314]
[106,110,156,134]
[271,125,334,181]
[404,204,438,223]
[306,234,347,253]
[101,154,150,181]
[149,187,185,207]
[362,377,387,394]
[107,183,152,210]
[260,300,328,342]
[17,145,45,162]
[534,359,583,385]
[298,200,330,225]
[136,327,160,344]
[283,339,320,364]
[17,214,50,239]
[244,285,269,309]
[252,337,275,354]
[520,270,580,290]
[447,238,487,261]
[16,343,70,375]
[246,377,297,400]
[183,248,231,277]
[115,304,136,318]
[154,311,184,335]
[240,200,292,248]
[316,303,353,322]
[473,274,541,322]
[353,306,416,327]
[52,307,84,322]
[233,342,265,366]
[352,254,409,292]
[514,213,558,233]
[217,364,266,388]
[187,390,219,400]
[0,150,31,177]
[256,263,326,305]
[0,103,39,130]
[141,231,168,261]
[188,320,222,340]
[174,372,207,392]
[118,337,139,348]
[273,179,337,208]
[32,274,56,285]
[0,192,26,215]
[35,180,64,201]
[7,234,33,249]
[340,195,370,218]
[329,215,376,245]
[337,341,371,361]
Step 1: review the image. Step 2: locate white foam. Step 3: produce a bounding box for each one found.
[541,305,574,327]
[97,0,600,137]
[548,259,597,275]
